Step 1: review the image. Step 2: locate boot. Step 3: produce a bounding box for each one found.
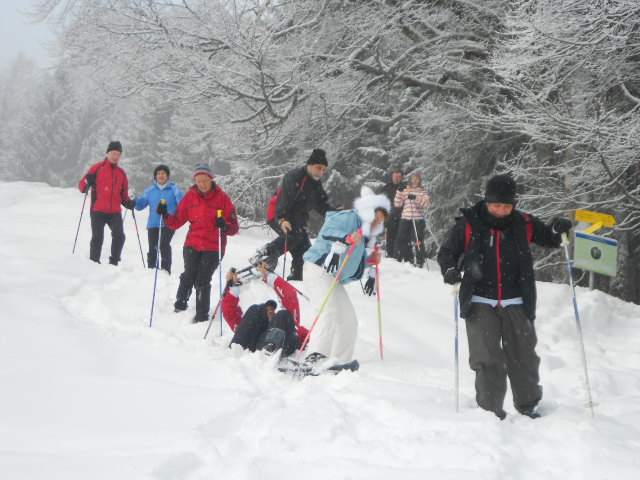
[194,285,211,322]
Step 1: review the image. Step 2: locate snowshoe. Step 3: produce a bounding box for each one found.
[278,357,359,377]
[248,248,279,271]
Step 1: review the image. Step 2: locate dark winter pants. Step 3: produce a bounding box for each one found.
[264,220,311,280]
[175,247,221,319]
[465,303,542,416]
[147,227,175,273]
[384,212,401,259]
[394,219,426,266]
[90,211,125,265]
[230,306,300,357]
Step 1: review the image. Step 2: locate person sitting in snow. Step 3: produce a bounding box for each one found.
[437,174,572,420]
[301,186,390,367]
[225,262,309,358]
[134,165,184,274]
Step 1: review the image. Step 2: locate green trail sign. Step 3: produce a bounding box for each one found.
[574,231,618,276]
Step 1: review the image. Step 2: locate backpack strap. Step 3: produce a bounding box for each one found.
[523,214,533,244]
[464,221,472,252]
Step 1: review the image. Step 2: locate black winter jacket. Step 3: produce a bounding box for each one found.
[437,201,562,320]
[379,180,406,216]
[275,166,331,228]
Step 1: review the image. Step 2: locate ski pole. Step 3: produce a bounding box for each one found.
[131,209,146,267]
[218,209,224,337]
[282,232,289,278]
[453,285,460,413]
[561,233,595,417]
[409,199,426,269]
[374,246,384,360]
[204,274,234,340]
[72,189,89,254]
[297,230,361,358]
[149,200,166,328]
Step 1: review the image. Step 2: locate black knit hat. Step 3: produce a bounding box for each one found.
[307,148,328,166]
[154,164,170,179]
[485,174,517,205]
[106,141,122,153]
[264,300,277,310]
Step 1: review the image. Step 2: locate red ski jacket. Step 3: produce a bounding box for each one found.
[222,275,309,344]
[78,159,131,214]
[164,184,239,252]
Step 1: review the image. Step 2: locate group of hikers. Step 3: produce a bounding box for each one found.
[78,141,573,420]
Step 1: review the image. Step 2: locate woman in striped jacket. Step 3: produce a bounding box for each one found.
[393,173,430,266]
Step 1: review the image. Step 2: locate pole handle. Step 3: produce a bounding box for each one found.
[561,232,569,246]
[217,209,223,218]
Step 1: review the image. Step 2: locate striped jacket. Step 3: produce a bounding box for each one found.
[394,186,429,220]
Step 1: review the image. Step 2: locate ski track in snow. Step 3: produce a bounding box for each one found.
[1,182,639,480]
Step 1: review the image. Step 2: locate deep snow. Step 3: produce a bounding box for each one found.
[1,181,639,480]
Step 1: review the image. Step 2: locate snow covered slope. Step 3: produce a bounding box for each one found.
[1,181,639,480]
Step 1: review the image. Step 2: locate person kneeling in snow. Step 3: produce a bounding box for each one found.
[225,263,309,358]
[301,187,390,366]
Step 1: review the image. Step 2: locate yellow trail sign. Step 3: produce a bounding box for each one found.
[575,209,616,227]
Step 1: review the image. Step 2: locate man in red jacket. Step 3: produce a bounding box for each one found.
[158,164,239,322]
[78,141,136,265]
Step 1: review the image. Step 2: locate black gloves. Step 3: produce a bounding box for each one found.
[364,276,376,296]
[407,193,416,200]
[124,199,137,210]
[325,253,340,274]
[85,173,97,188]
[443,267,462,285]
[216,216,228,232]
[156,202,168,217]
[552,217,572,235]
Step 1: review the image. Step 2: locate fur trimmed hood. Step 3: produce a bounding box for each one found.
[354,186,391,244]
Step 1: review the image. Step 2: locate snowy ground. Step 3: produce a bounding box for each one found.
[1,181,639,480]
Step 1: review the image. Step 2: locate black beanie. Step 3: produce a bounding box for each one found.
[484,174,517,205]
[154,164,170,179]
[264,300,277,310]
[106,141,122,153]
[307,148,328,166]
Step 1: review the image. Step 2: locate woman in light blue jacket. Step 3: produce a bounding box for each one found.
[135,165,184,273]
[302,187,390,366]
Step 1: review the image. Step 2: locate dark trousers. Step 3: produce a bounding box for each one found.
[465,303,542,415]
[175,247,221,318]
[147,227,175,273]
[230,306,300,357]
[264,219,311,280]
[90,211,125,264]
[394,219,426,266]
[384,213,401,258]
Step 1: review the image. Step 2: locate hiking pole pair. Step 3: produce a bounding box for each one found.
[408,198,427,270]
[204,273,234,340]
[149,200,166,328]
[561,233,596,417]
[297,230,362,358]
[72,189,89,254]
[130,209,146,268]
[452,285,460,413]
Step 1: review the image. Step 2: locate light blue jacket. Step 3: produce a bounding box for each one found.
[135,181,184,229]
[303,210,368,285]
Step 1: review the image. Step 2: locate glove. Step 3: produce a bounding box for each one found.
[407,193,416,200]
[443,267,462,285]
[323,242,347,274]
[156,202,169,217]
[216,216,228,232]
[124,199,137,210]
[85,173,97,188]
[552,217,572,235]
[363,267,377,296]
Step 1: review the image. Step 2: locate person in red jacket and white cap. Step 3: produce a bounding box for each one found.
[157,163,239,322]
[78,141,136,265]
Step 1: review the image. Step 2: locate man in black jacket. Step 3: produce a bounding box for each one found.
[256,148,336,280]
[378,168,405,258]
[437,174,572,420]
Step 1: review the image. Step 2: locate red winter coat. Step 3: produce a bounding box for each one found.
[164,184,239,252]
[78,159,131,214]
